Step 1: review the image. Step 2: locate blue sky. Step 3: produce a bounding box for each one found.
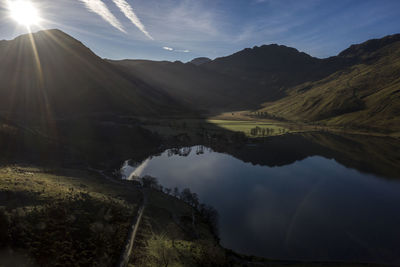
[1,0,399,62]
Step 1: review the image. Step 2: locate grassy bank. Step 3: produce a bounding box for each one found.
[0,165,140,266]
[0,165,226,267]
[129,188,225,266]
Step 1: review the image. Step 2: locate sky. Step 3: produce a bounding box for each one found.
[0,0,400,62]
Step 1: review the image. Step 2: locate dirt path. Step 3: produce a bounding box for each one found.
[118,190,147,267]
[87,167,148,267]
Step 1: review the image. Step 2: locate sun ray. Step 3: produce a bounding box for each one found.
[8,0,41,29]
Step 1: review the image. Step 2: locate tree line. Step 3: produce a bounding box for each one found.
[250,126,287,136]
[140,175,219,238]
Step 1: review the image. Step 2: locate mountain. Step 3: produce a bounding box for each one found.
[5,29,398,134]
[338,34,400,60]
[110,33,400,133]
[188,57,212,66]
[110,44,353,111]
[257,34,400,132]
[201,44,353,100]
[0,29,186,123]
[108,59,258,112]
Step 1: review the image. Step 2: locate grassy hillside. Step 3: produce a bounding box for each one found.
[258,37,400,133]
[0,165,230,267]
[0,166,140,266]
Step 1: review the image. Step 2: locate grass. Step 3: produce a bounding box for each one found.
[129,189,225,266]
[207,119,289,137]
[140,117,291,140]
[0,165,140,266]
[0,165,227,267]
[256,41,400,134]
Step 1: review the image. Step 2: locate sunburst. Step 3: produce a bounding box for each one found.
[8,0,41,27]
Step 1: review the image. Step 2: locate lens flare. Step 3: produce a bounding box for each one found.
[8,0,41,26]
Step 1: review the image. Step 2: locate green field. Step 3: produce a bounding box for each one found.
[207,119,290,137]
[140,117,292,140]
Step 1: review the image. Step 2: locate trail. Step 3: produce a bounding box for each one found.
[118,189,147,267]
[87,167,147,267]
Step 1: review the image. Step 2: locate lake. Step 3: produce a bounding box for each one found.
[121,133,400,265]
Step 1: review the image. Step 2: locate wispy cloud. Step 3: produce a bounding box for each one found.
[162,46,190,53]
[78,0,125,33]
[111,0,153,39]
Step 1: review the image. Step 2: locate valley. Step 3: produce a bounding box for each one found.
[1,28,400,266]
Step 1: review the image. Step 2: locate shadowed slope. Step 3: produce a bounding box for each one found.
[202,44,348,100]
[189,57,212,66]
[109,44,354,112]
[0,29,186,122]
[108,59,258,112]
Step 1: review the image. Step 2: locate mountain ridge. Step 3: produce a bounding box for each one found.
[111,34,394,111]
[2,29,399,133]
[0,29,188,122]
[257,37,400,132]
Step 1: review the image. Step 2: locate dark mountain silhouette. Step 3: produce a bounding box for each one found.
[203,45,343,95]
[0,29,186,123]
[110,44,353,110]
[2,29,399,133]
[338,33,400,60]
[110,33,400,133]
[188,57,212,66]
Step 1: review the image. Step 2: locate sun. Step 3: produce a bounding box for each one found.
[8,0,41,27]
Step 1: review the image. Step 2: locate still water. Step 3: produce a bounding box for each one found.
[121,139,400,264]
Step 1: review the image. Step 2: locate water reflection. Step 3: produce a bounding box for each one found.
[121,133,400,264]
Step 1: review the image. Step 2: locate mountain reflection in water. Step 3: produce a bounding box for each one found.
[121,133,400,265]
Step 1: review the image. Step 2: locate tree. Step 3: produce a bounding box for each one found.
[173,187,180,198]
[180,188,193,203]
[164,188,172,195]
[199,204,219,238]
[191,193,199,209]
[141,176,159,189]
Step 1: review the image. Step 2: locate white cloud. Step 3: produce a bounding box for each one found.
[111,0,153,39]
[162,46,190,53]
[78,0,125,33]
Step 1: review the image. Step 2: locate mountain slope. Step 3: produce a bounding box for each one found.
[110,44,355,112]
[188,57,211,66]
[201,44,352,100]
[258,35,400,132]
[108,59,259,112]
[0,29,185,122]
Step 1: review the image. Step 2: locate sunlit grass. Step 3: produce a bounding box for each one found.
[0,166,139,266]
[207,119,289,137]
